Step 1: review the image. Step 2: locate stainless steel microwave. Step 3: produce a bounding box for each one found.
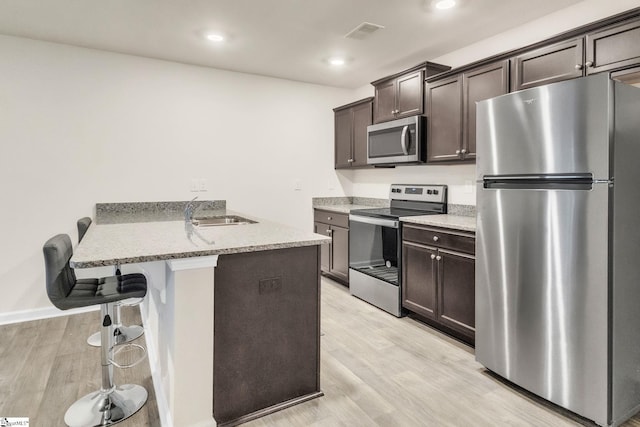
[367,115,425,166]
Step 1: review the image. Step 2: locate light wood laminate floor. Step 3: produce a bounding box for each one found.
[2,277,640,426]
[0,306,159,426]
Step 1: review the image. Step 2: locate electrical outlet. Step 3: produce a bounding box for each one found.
[190,179,199,192]
[198,179,208,192]
[464,180,474,194]
[259,277,282,294]
[294,179,302,191]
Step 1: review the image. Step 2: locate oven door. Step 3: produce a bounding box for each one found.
[349,214,402,316]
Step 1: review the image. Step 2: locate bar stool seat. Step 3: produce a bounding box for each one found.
[44,233,148,427]
[77,217,145,347]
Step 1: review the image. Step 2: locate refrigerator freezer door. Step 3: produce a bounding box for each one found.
[476,182,609,426]
[476,74,612,181]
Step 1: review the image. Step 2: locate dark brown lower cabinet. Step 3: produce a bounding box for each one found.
[213,246,322,426]
[402,224,476,345]
[313,209,349,285]
[437,248,475,339]
[402,242,437,320]
[329,225,349,282]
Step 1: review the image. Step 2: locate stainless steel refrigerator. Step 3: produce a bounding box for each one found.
[476,74,640,427]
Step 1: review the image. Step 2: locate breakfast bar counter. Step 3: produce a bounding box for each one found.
[71,205,329,427]
[71,209,328,267]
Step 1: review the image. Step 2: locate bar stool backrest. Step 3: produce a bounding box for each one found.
[77,217,92,242]
[43,234,77,310]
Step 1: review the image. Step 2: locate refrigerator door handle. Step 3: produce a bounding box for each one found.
[483,173,594,190]
[483,173,593,181]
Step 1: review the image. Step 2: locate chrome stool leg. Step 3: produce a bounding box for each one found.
[87,301,144,347]
[64,303,147,427]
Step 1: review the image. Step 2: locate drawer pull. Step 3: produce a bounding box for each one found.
[433,236,439,242]
[327,216,332,220]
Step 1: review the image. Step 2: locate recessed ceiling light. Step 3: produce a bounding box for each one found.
[205,33,225,42]
[329,58,346,66]
[434,0,456,9]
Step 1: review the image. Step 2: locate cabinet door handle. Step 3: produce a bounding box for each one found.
[455,149,461,155]
[585,61,593,68]
[348,158,353,163]
[326,229,332,234]
[433,236,439,242]
[430,254,436,260]
[575,64,583,70]
[436,255,442,261]
[461,149,467,154]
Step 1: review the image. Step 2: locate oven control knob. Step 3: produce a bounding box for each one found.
[433,236,439,242]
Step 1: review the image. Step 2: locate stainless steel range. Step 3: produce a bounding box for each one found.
[349,184,447,317]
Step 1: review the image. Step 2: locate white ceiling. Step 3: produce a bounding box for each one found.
[0,0,583,89]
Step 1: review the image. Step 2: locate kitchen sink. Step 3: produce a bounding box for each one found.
[191,215,257,227]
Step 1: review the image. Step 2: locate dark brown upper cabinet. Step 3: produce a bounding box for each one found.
[333,98,373,169]
[511,15,640,91]
[511,38,584,91]
[586,18,640,75]
[426,75,462,163]
[372,62,450,124]
[374,69,424,123]
[426,61,509,163]
[463,61,510,161]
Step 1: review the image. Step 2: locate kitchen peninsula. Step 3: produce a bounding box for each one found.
[71,201,330,427]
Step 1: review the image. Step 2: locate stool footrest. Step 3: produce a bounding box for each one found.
[110,342,147,369]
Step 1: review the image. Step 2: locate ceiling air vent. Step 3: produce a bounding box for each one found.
[344,22,385,40]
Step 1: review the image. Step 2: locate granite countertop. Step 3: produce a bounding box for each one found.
[312,196,389,214]
[71,209,330,268]
[401,214,476,232]
[314,204,380,214]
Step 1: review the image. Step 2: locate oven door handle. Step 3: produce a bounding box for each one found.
[349,215,399,229]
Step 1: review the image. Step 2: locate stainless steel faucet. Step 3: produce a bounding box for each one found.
[184,196,198,222]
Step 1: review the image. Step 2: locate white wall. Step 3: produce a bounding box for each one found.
[0,35,354,316]
[343,0,639,203]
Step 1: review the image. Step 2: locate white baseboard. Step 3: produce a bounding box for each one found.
[0,305,99,326]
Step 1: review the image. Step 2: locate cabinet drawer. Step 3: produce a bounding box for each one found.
[403,224,475,254]
[313,210,349,228]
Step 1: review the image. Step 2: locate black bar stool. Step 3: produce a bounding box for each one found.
[44,234,148,426]
[77,217,145,347]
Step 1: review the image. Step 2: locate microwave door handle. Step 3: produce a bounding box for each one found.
[401,125,409,155]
